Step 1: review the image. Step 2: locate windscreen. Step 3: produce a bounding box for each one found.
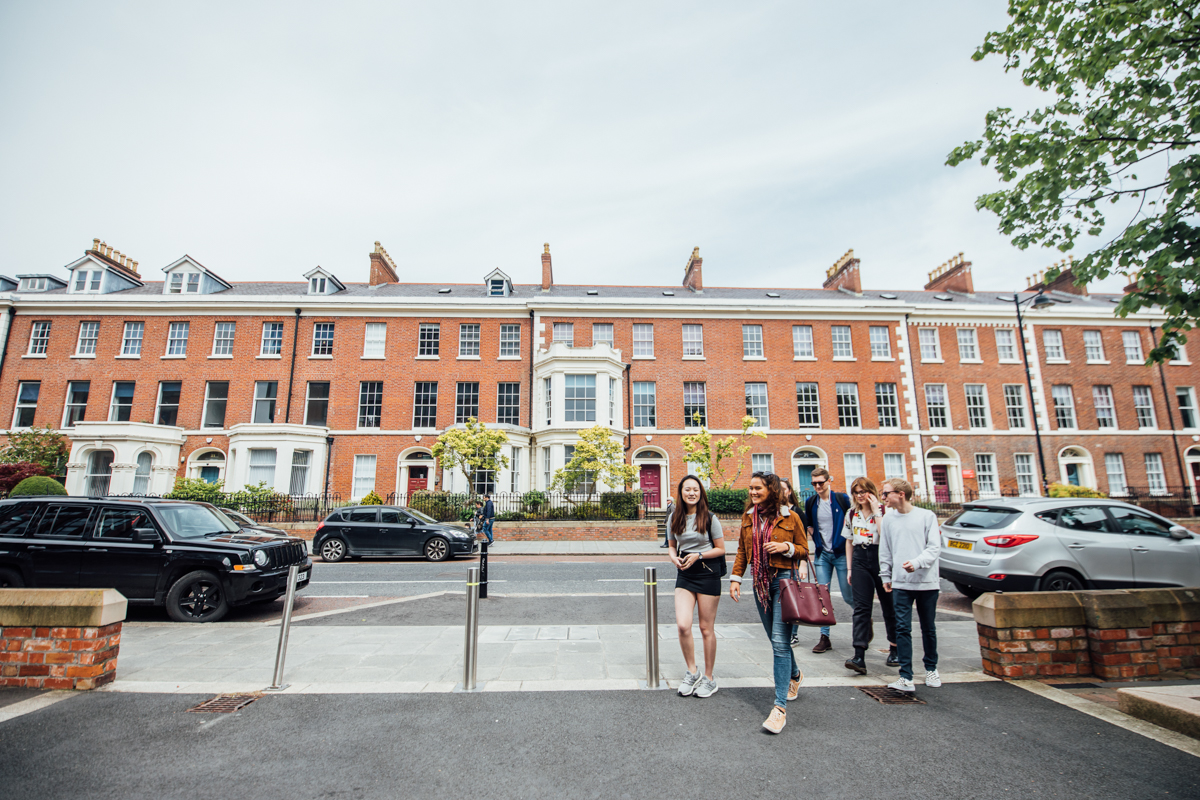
[153,504,240,538]
[407,508,438,525]
[944,506,1020,530]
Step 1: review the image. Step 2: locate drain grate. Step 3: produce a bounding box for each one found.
[859,686,927,705]
[187,694,261,713]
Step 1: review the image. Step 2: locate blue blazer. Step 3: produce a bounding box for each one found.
[805,492,851,556]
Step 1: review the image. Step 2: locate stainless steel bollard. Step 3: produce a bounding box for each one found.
[267,564,300,691]
[463,565,481,690]
[644,566,660,689]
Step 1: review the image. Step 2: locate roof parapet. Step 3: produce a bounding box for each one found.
[925,252,973,294]
[1027,255,1087,296]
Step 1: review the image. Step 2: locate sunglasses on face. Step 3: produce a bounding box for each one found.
[880,490,896,497]
[811,480,828,487]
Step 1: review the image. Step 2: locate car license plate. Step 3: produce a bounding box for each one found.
[297,571,309,582]
[948,539,973,551]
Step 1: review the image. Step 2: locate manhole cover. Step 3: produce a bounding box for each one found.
[859,686,926,705]
[187,694,261,713]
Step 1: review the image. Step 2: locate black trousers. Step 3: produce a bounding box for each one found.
[850,544,896,653]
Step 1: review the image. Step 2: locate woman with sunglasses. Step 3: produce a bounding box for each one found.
[842,477,898,674]
[666,475,725,698]
[730,471,808,734]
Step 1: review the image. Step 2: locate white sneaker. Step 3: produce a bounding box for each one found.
[887,678,915,693]
[925,669,942,688]
[694,675,718,698]
[678,669,700,696]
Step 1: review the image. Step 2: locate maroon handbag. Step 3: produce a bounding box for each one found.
[780,556,837,627]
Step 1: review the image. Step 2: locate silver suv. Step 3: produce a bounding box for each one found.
[939,498,1198,598]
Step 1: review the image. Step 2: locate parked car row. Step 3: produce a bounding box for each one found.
[314,505,476,562]
[939,498,1199,598]
[0,497,311,622]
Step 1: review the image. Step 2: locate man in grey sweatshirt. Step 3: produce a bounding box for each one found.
[879,478,941,693]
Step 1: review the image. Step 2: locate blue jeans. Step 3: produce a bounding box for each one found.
[754,571,800,709]
[813,549,852,637]
[893,588,938,681]
[482,518,494,544]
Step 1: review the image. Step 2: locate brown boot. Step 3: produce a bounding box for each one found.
[812,634,832,654]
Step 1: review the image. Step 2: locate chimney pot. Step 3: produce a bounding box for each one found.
[541,243,553,291]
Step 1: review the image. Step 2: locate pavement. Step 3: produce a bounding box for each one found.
[1,683,1197,800]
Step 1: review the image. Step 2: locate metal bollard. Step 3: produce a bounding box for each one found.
[266,564,300,692]
[463,565,481,690]
[643,566,661,689]
[479,540,489,599]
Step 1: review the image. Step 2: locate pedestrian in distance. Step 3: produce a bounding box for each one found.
[660,496,675,548]
[804,467,853,654]
[730,471,809,734]
[842,477,898,675]
[481,493,495,545]
[666,475,725,698]
[879,478,942,693]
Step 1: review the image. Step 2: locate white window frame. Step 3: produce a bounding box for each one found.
[498,382,520,426]
[883,453,906,480]
[751,453,775,474]
[155,381,182,426]
[202,381,228,429]
[552,322,574,345]
[995,328,1017,362]
[363,322,387,358]
[212,322,236,356]
[875,383,899,429]
[109,382,134,422]
[868,326,891,358]
[925,384,949,429]
[633,324,654,358]
[745,382,769,428]
[842,453,866,490]
[1083,330,1106,363]
[742,325,764,358]
[1132,386,1157,429]
[311,322,335,356]
[632,381,656,428]
[1104,453,1128,496]
[592,323,613,348]
[62,380,90,428]
[1003,384,1028,430]
[499,324,521,357]
[1051,385,1077,429]
[166,322,189,356]
[247,448,278,489]
[964,384,990,429]
[792,325,814,359]
[418,323,440,357]
[1014,454,1038,497]
[683,381,706,427]
[1144,453,1167,496]
[1176,387,1198,429]
[306,381,331,427]
[76,321,99,356]
[458,323,481,358]
[835,382,861,429]
[831,326,854,359]
[682,324,704,358]
[974,453,998,497]
[918,328,941,361]
[1042,329,1066,361]
[28,321,50,355]
[1092,385,1116,429]
[957,328,979,361]
[1122,330,1144,363]
[260,322,284,356]
[411,382,436,429]
[796,382,820,428]
[358,381,383,429]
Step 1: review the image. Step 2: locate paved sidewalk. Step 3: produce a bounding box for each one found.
[105,611,984,694]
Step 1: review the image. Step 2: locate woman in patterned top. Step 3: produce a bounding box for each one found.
[842,477,898,675]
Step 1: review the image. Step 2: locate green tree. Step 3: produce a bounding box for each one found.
[0,426,68,475]
[551,425,637,501]
[679,413,766,489]
[431,417,510,495]
[947,0,1199,362]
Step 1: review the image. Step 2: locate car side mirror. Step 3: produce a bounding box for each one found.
[1168,526,1192,540]
[407,518,417,526]
[133,528,162,543]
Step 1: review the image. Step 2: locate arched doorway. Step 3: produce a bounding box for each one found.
[791,448,827,503]
[925,448,962,503]
[1184,445,1199,504]
[189,450,226,484]
[1058,446,1096,489]
[633,448,668,508]
[399,450,435,497]
[86,450,114,497]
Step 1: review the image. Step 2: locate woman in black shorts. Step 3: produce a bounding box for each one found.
[667,475,725,698]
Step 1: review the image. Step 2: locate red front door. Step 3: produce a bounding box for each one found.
[640,465,661,507]
[407,466,428,494]
[931,465,950,503]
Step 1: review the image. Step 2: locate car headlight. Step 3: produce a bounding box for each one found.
[253,549,269,567]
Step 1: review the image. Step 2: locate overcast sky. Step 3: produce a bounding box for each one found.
[0,1,1127,293]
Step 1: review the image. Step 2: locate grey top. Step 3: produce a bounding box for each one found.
[879,506,941,590]
[816,498,834,550]
[665,510,724,555]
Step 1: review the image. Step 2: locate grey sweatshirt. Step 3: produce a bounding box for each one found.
[878,506,941,591]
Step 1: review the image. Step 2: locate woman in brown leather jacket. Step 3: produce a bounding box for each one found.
[730,471,809,734]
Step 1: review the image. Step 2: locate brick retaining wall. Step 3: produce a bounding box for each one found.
[1,622,122,690]
[493,520,658,541]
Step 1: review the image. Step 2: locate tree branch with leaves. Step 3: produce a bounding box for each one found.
[680,413,766,489]
[431,417,510,495]
[551,425,637,502]
[947,0,1199,362]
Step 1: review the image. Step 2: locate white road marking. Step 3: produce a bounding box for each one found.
[312,580,507,584]
[0,691,76,724]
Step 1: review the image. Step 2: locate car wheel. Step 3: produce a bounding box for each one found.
[1039,570,1085,592]
[953,581,984,600]
[0,567,24,588]
[166,570,230,623]
[320,537,348,563]
[424,537,450,562]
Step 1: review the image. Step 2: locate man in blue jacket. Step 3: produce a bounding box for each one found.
[482,493,495,545]
[803,467,853,653]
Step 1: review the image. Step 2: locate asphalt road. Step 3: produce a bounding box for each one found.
[0,683,1194,800]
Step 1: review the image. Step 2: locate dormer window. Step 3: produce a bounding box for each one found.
[490,279,505,296]
[162,256,229,295]
[483,268,512,297]
[187,273,200,293]
[169,273,183,293]
[304,267,343,295]
[20,278,48,291]
[168,271,202,293]
[311,277,327,294]
[73,270,102,293]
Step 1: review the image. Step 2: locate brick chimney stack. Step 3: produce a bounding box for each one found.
[683,247,703,292]
[541,243,553,291]
[369,241,399,286]
[1027,256,1088,296]
[87,238,139,278]
[924,252,973,294]
[822,249,862,295]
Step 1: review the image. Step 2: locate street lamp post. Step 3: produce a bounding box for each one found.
[1010,290,1065,496]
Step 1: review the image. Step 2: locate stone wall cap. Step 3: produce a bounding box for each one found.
[973,591,1085,629]
[0,588,128,627]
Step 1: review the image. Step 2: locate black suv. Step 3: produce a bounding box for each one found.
[314,505,476,562]
[0,497,311,623]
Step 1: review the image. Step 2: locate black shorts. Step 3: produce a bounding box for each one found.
[675,563,722,596]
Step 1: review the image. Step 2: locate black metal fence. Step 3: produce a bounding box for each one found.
[913,486,1196,519]
[384,491,649,522]
[106,492,346,524]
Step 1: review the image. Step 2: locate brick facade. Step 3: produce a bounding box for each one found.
[0,622,122,690]
[2,241,1197,507]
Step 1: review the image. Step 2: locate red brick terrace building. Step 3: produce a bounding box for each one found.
[0,240,1197,511]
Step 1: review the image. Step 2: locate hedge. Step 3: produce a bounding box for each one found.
[10,475,67,496]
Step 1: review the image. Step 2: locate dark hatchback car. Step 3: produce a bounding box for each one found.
[0,497,311,623]
[314,505,476,562]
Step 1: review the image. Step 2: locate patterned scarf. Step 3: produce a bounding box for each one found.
[750,505,778,609]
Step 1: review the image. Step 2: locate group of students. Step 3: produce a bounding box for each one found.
[665,468,942,734]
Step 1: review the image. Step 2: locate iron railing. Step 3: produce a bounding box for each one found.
[914,486,1196,518]
[383,491,649,522]
[105,492,346,524]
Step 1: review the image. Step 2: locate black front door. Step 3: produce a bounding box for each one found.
[28,504,95,588]
[78,507,167,599]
